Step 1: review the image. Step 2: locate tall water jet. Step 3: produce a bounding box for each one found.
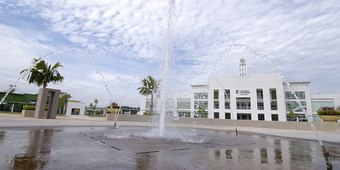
[158,0,176,136]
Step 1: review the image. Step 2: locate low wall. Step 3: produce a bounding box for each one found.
[21,110,47,118]
[107,114,340,132]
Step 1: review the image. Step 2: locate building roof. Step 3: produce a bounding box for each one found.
[0,92,38,104]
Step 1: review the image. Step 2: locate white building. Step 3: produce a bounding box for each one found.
[140,59,339,122]
[191,73,311,121]
[66,100,86,116]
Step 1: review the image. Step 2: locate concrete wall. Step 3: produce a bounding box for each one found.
[66,101,86,116]
[107,114,340,132]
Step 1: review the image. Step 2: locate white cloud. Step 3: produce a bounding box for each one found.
[1,0,340,107]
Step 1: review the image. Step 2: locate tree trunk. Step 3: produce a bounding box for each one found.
[150,93,154,115]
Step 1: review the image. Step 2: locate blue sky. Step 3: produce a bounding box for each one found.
[0,0,340,107]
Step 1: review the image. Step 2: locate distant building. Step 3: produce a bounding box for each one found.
[0,92,38,112]
[140,59,339,122]
[66,100,86,116]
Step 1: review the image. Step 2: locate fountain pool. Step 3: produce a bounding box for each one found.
[0,126,339,169]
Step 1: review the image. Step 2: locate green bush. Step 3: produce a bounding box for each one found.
[22,105,49,111]
[23,105,36,110]
[143,112,153,116]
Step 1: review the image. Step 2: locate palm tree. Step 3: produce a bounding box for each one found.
[58,93,71,115]
[138,76,159,115]
[20,58,64,88]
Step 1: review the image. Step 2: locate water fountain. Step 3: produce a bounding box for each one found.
[1,1,339,169]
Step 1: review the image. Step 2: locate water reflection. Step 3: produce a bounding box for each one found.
[0,131,5,144]
[225,149,232,159]
[11,129,54,170]
[136,154,153,170]
[214,149,221,160]
[260,148,268,164]
[274,139,283,165]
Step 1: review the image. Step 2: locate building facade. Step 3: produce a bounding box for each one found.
[191,73,312,121]
[140,59,339,122]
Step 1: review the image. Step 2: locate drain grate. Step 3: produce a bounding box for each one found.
[136,150,159,154]
[172,148,190,151]
[204,146,217,148]
[111,146,121,151]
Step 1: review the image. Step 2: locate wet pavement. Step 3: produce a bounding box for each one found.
[0,126,339,170]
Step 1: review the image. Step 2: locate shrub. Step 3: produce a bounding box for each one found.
[22,105,48,111]
[317,106,340,115]
[23,105,36,110]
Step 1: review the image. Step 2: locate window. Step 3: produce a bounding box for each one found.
[224,89,231,109]
[257,102,264,110]
[237,113,252,120]
[194,101,208,109]
[178,111,191,117]
[285,91,305,100]
[200,112,208,118]
[225,102,230,109]
[214,101,219,109]
[271,114,279,121]
[194,92,208,99]
[257,89,263,99]
[258,114,265,121]
[271,101,278,110]
[214,90,219,99]
[225,113,231,119]
[177,99,191,109]
[236,97,251,110]
[214,112,219,119]
[71,108,80,115]
[270,89,277,100]
[286,101,306,112]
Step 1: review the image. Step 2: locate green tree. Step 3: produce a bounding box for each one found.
[20,58,64,88]
[289,110,295,121]
[58,93,71,115]
[92,98,98,115]
[138,76,159,115]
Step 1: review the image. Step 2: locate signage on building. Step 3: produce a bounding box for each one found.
[236,90,250,96]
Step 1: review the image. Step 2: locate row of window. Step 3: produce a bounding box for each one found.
[213,112,279,121]
[211,89,278,111]
[196,91,306,100]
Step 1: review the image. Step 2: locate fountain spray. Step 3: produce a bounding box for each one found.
[224,44,331,168]
[159,0,176,137]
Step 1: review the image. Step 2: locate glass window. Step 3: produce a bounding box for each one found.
[71,108,80,115]
[194,93,208,99]
[270,89,277,100]
[257,89,263,99]
[271,114,279,121]
[214,101,219,109]
[258,114,265,121]
[194,101,208,109]
[224,89,231,99]
[178,111,191,117]
[257,102,264,110]
[214,90,219,99]
[271,101,278,110]
[177,98,191,109]
[214,112,219,119]
[225,113,231,119]
[311,101,334,112]
[286,101,306,112]
[236,97,251,110]
[285,91,306,100]
[237,113,252,120]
